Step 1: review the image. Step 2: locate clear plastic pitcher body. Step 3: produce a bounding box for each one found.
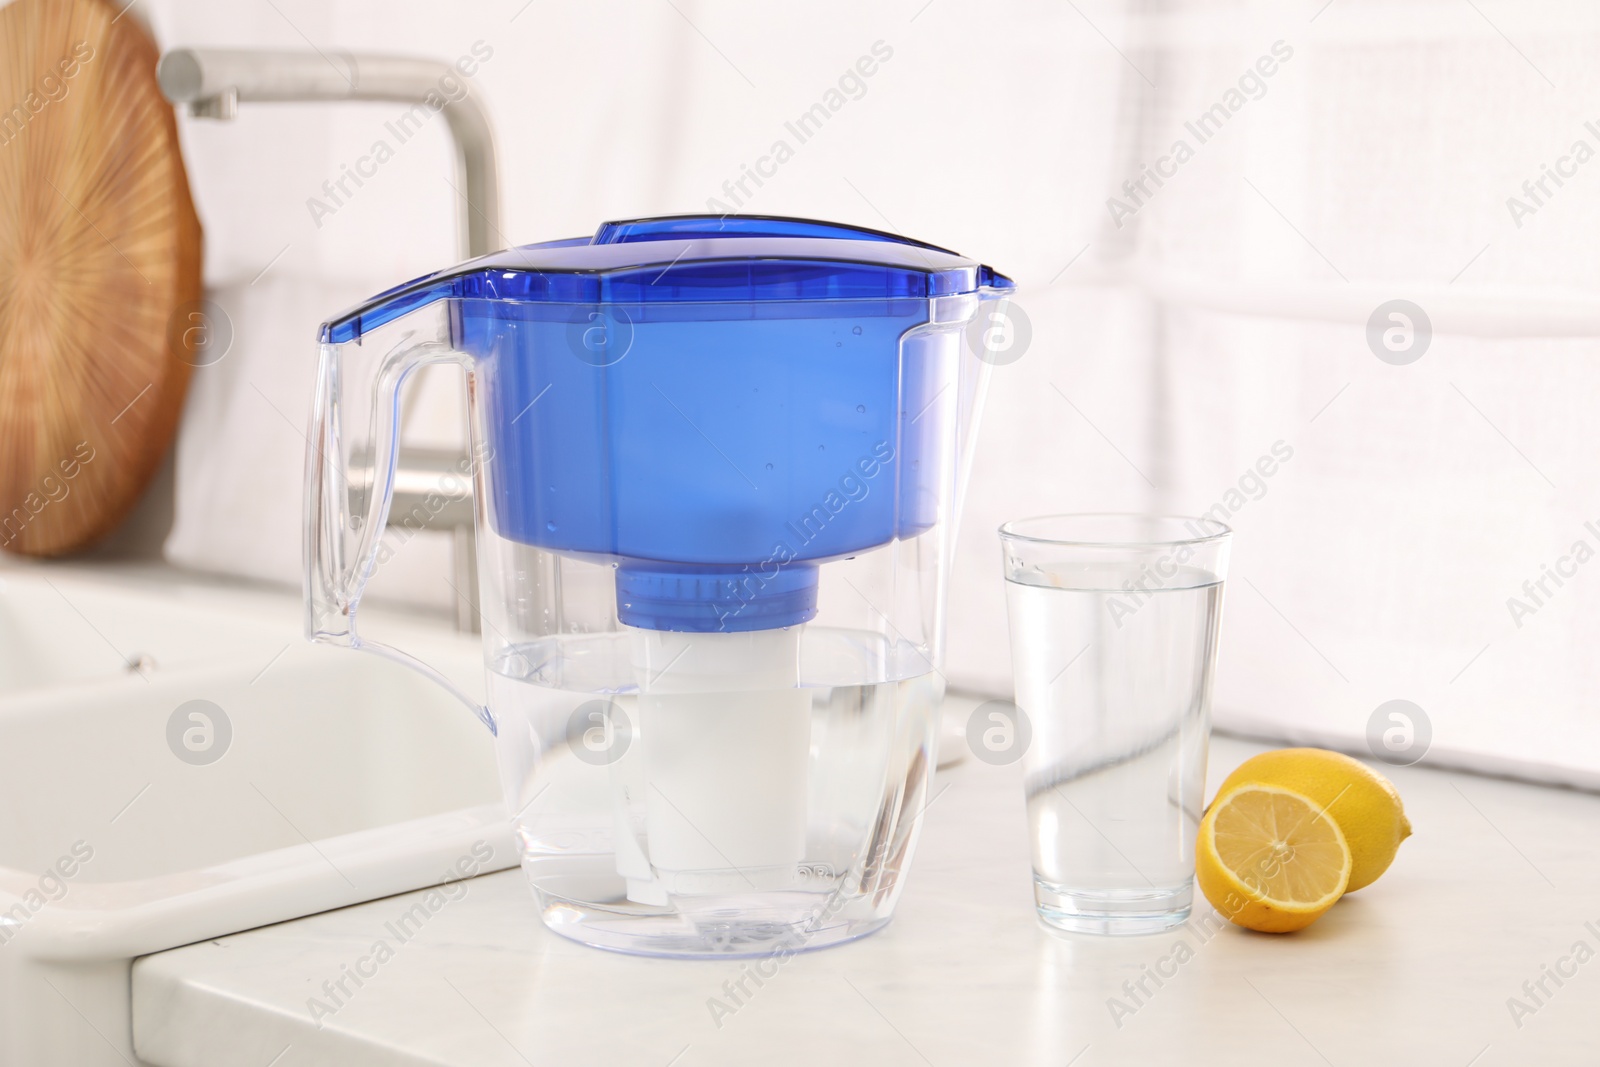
[305,216,1013,956]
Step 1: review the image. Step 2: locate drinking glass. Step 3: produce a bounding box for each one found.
[998,514,1230,935]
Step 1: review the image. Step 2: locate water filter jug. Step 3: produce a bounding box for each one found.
[306,215,1013,956]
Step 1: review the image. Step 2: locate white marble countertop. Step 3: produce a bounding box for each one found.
[131,734,1600,1066]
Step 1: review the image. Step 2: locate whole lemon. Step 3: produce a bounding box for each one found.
[1212,748,1411,892]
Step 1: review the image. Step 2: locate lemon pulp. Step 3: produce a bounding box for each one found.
[1197,784,1351,933]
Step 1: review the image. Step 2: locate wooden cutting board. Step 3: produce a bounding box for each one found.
[0,0,201,556]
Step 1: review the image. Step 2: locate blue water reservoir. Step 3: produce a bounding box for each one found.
[323,216,1013,632]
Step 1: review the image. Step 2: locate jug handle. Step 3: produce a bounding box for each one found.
[304,336,496,734]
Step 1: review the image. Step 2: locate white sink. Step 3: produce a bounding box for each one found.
[0,564,512,1067]
[0,571,285,695]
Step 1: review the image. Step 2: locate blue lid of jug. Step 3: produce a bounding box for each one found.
[322,215,1014,343]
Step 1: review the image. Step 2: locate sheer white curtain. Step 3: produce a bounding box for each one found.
[149,0,1600,785]
[948,0,1600,788]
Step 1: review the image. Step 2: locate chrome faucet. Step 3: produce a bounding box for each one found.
[158,48,501,632]
[157,49,500,257]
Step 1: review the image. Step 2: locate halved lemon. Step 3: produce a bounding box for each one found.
[1195,784,1352,933]
[1213,748,1411,892]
